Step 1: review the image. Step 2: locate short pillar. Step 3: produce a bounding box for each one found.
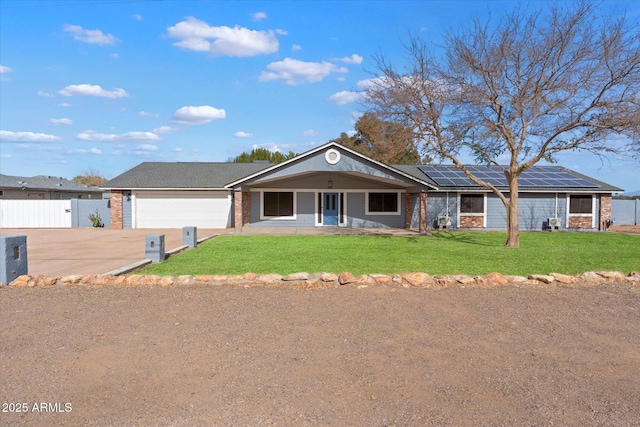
[145,234,165,263]
[1,235,28,284]
[183,226,197,248]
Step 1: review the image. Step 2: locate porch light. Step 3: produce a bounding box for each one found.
[328,180,333,188]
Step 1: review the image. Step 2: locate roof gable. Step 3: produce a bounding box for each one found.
[225,142,437,189]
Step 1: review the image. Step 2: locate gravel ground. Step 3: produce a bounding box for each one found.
[1,283,639,426]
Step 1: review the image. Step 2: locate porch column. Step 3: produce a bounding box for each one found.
[599,194,612,230]
[404,193,412,229]
[110,190,123,229]
[419,192,427,234]
[242,192,250,227]
[234,190,242,232]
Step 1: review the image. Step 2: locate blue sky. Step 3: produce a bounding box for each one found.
[0,0,638,192]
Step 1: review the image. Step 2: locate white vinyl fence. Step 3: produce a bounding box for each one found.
[0,200,72,228]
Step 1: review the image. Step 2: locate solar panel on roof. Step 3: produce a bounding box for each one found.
[417,165,599,188]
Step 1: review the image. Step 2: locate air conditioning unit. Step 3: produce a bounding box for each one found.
[437,215,451,229]
[548,217,561,230]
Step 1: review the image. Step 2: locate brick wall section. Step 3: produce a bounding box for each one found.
[405,194,412,229]
[460,215,484,228]
[599,194,612,229]
[110,190,123,229]
[234,191,242,232]
[419,193,427,233]
[242,192,250,227]
[569,216,592,229]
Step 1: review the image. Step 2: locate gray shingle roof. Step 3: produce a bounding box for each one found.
[100,158,622,193]
[102,162,273,189]
[0,174,103,193]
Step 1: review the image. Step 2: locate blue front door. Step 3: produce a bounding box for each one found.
[323,192,338,226]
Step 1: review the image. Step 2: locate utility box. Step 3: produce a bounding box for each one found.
[1,235,28,284]
[183,226,197,248]
[145,234,165,263]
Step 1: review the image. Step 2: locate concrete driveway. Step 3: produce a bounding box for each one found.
[0,228,230,276]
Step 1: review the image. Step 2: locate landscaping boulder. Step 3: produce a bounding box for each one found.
[338,272,357,285]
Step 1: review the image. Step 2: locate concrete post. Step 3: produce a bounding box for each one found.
[145,234,165,263]
[183,226,197,248]
[1,235,28,284]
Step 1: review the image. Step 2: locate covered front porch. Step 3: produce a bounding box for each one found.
[226,143,434,233]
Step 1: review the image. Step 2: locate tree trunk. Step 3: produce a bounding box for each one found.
[504,173,520,248]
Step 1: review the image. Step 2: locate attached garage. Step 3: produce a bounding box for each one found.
[133,190,232,229]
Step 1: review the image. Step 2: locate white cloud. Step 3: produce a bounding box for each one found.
[172,105,226,125]
[259,58,348,85]
[251,11,267,21]
[58,103,72,107]
[167,17,279,57]
[76,130,161,142]
[111,53,119,59]
[38,90,55,97]
[303,129,318,137]
[253,143,281,153]
[234,131,254,138]
[153,126,175,134]
[0,65,13,73]
[134,14,143,21]
[67,147,102,155]
[49,118,73,125]
[337,54,363,64]
[292,44,301,51]
[173,147,183,152]
[135,144,158,151]
[63,24,117,45]
[139,111,159,118]
[0,130,61,143]
[0,153,12,158]
[327,90,364,105]
[274,29,287,35]
[59,84,128,98]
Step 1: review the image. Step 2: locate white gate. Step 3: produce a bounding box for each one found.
[0,200,72,228]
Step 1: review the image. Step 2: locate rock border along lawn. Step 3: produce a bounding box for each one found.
[4,271,639,289]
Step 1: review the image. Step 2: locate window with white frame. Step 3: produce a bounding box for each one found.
[366,192,400,214]
[460,194,484,214]
[569,195,593,214]
[263,191,294,217]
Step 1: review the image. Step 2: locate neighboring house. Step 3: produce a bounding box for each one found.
[0,174,103,200]
[102,142,622,232]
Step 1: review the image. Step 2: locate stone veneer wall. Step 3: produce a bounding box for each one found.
[110,190,123,229]
[569,216,593,229]
[460,215,484,228]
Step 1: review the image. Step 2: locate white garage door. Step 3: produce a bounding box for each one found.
[134,190,231,228]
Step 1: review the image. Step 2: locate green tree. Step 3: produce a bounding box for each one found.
[365,1,640,247]
[332,113,423,164]
[231,148,297,163]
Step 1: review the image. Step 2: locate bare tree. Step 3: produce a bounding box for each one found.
[365,1,640,247]
[72,169,108,187]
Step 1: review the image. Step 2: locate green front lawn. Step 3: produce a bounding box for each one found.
[136,231,640,277]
